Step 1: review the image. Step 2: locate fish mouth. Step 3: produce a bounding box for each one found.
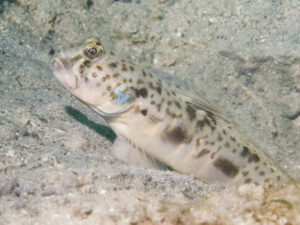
[51,54,77,91]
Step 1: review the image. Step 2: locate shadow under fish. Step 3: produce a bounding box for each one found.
[65,106,116,143]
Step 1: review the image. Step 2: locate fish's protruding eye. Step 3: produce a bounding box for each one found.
[84,47,99,59]
[88,47,97,56]
[83,38,105,59]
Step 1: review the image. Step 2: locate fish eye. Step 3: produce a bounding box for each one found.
[88,47,97,56]
[84,47,98,59]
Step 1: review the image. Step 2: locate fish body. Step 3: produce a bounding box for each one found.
[52,37,292,187]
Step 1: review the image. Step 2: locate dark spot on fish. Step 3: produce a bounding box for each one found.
[211,152,216,159]
[106,85,112,91]
[108,62,118,68]
[79,64,84,75]
[149,73,153,78]
[224,142,230,148]
[195,149,210,158]
[129,78,132,83]
[139,88,148,98]
[121,64,127,71]
[134,88,148,98]
[230,136,236,142]
[196,120,205,130]
[137,79,144,84]
[141,109,148,116]
[157,103,162,111]
[232,148,237,153]
[264,178,271,183]
[150,100,156,105]
[196,117,212,131]
[123,78,127,83]
[254,166,259,171]
[163,126,191,145]
[186,104,196,121]
[167,101,172,106]
[149,82,154,89]
[84,77,89,82]
[174,101,181,109]
[242,171,249,176]
[113,73,120,78]
[244,178,252,184]
[150,94,154,98]
[109,51,115,55]
[129,66,135,71]
[241,146,250,158]
[248,153,260,163]
[156,86,162,95]
[213,157,239,177]
[206,111,217,126]
[259,171,265,176]
[277,176,281,181]
[83,60,91,67]
[105,74,110,79]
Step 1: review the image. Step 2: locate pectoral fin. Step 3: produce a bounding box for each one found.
[112,135,172,170]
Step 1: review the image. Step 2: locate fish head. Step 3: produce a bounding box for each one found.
[52,37,135,118]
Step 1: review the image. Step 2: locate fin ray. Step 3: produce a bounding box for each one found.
[112,135,172,170]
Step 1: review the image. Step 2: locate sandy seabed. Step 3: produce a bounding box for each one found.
[0,0,299,224]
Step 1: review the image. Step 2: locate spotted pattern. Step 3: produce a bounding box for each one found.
[122,64,128,71]
[186,104,196,121]
[163,126,191,145]
[141,109,148,116]
[240,146,260,163]
[113,73,120,78]
[53,40,290,188]
[97,65,103,71]
[108,62,118,68]
[132,87,148,98]
[213,157,239,177]
[195,149,210,158]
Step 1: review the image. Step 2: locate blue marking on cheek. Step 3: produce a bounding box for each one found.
[113,91,131,104]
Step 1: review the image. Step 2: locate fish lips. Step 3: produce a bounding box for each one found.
[51,53,77,91]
